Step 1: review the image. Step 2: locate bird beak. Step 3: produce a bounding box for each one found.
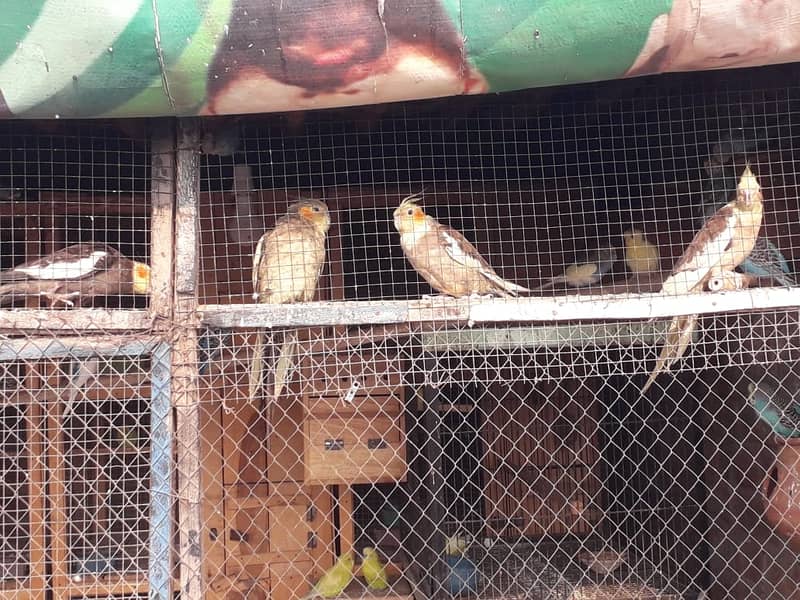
[737,165,761,204]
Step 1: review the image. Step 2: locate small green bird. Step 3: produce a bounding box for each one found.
[305,552,354,599]
[747,380,800,439]
[362,547,389,591]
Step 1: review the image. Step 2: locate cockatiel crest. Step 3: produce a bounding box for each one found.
[394,192,530,297]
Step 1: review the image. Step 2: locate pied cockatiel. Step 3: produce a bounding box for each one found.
[393,193,530,297]
[642,166,763,393]
[0,242,151,307]
[250,198,330,402]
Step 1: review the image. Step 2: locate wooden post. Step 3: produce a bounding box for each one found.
[149,123,176,600]
[172,118,204,600]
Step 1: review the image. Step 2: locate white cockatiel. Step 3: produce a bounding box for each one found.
[642,166,764,393]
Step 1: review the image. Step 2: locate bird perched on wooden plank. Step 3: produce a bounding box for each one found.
[698,199,795,288]
[304,552,354,599]
[535,247,618,291]
[747,379,800,440]
[643,166,764,393]
[623,229,661,275]
[362,547,389,591]
[393,193,530,297]
[250,198,330,401]
[0,242,150,307]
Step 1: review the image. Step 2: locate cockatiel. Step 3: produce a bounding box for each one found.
[642,166,764,393]
[536,247,618,291]
[623,229,661,274]
[361,547,389,591]
[699,199,794,288]
[250,199,330,401]
[0,242,150,307]
[747,380,800,440]
[304,552,354,599]
[393,193,530,297]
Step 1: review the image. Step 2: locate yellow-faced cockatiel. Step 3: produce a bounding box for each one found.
[393,193,530,297]
[642,165,763,393]
[250,198,330,401]
[0,242,150,307]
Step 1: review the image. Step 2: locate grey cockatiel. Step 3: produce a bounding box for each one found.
[393,193,530,297]
[0,242,150,307]
[250,199,330,401]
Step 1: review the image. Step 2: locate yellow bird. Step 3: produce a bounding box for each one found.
[304,552,354,599]
[362,547,389,591]
[623,229,661,274]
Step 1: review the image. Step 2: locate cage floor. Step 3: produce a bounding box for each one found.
[466,537,700,600]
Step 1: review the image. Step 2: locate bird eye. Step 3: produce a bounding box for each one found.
[407,208,414,216]
[312,206,320,212]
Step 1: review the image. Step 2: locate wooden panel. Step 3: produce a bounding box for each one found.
[300,350,403,397]
[304,414,407,485]
[305,395,402,419]
[270,561,313,600]
[268,396,306,483]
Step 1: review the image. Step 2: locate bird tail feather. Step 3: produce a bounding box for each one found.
[481,271,531,296]
[249,329,266,402]
[534,276,565,291]
[642,314,698,393]
[273,330,297,400]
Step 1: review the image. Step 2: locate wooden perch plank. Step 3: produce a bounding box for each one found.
[0,309,152,332]
[199,287,800,329]
[0,334,159,360]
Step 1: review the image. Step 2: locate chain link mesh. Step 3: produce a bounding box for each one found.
[2,65,800,600]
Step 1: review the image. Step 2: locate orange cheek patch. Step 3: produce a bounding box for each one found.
[299,206,313,219]
[412,209,425,224]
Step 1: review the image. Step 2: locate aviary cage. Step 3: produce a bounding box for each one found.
[0,63,799,600]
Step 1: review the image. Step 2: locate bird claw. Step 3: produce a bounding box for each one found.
[40,291,80,307]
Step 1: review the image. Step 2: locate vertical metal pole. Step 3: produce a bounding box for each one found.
[149,342,173,600]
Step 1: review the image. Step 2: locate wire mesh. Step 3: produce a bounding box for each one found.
[2,62,800,600]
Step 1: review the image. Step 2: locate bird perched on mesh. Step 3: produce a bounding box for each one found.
[535,247,618,291]
[362,547,389,591]
[623,229,661,275]
[0,242,150,307]
[747,379,800,440]
[393,193,530,297]
[304,552,354,599]
[643,166,764,393]
[251,198,330,401]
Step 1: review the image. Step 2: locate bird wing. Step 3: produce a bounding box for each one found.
[661,205,737,295]
[1,243,117,282]
[438,225,494,273]
[437,224,528,293]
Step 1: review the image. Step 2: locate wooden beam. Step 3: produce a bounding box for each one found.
[0,334,159,360]
[150,123,175,324]
[0,309,152,332]
[173,118,204,600]
[199,287,800,329]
